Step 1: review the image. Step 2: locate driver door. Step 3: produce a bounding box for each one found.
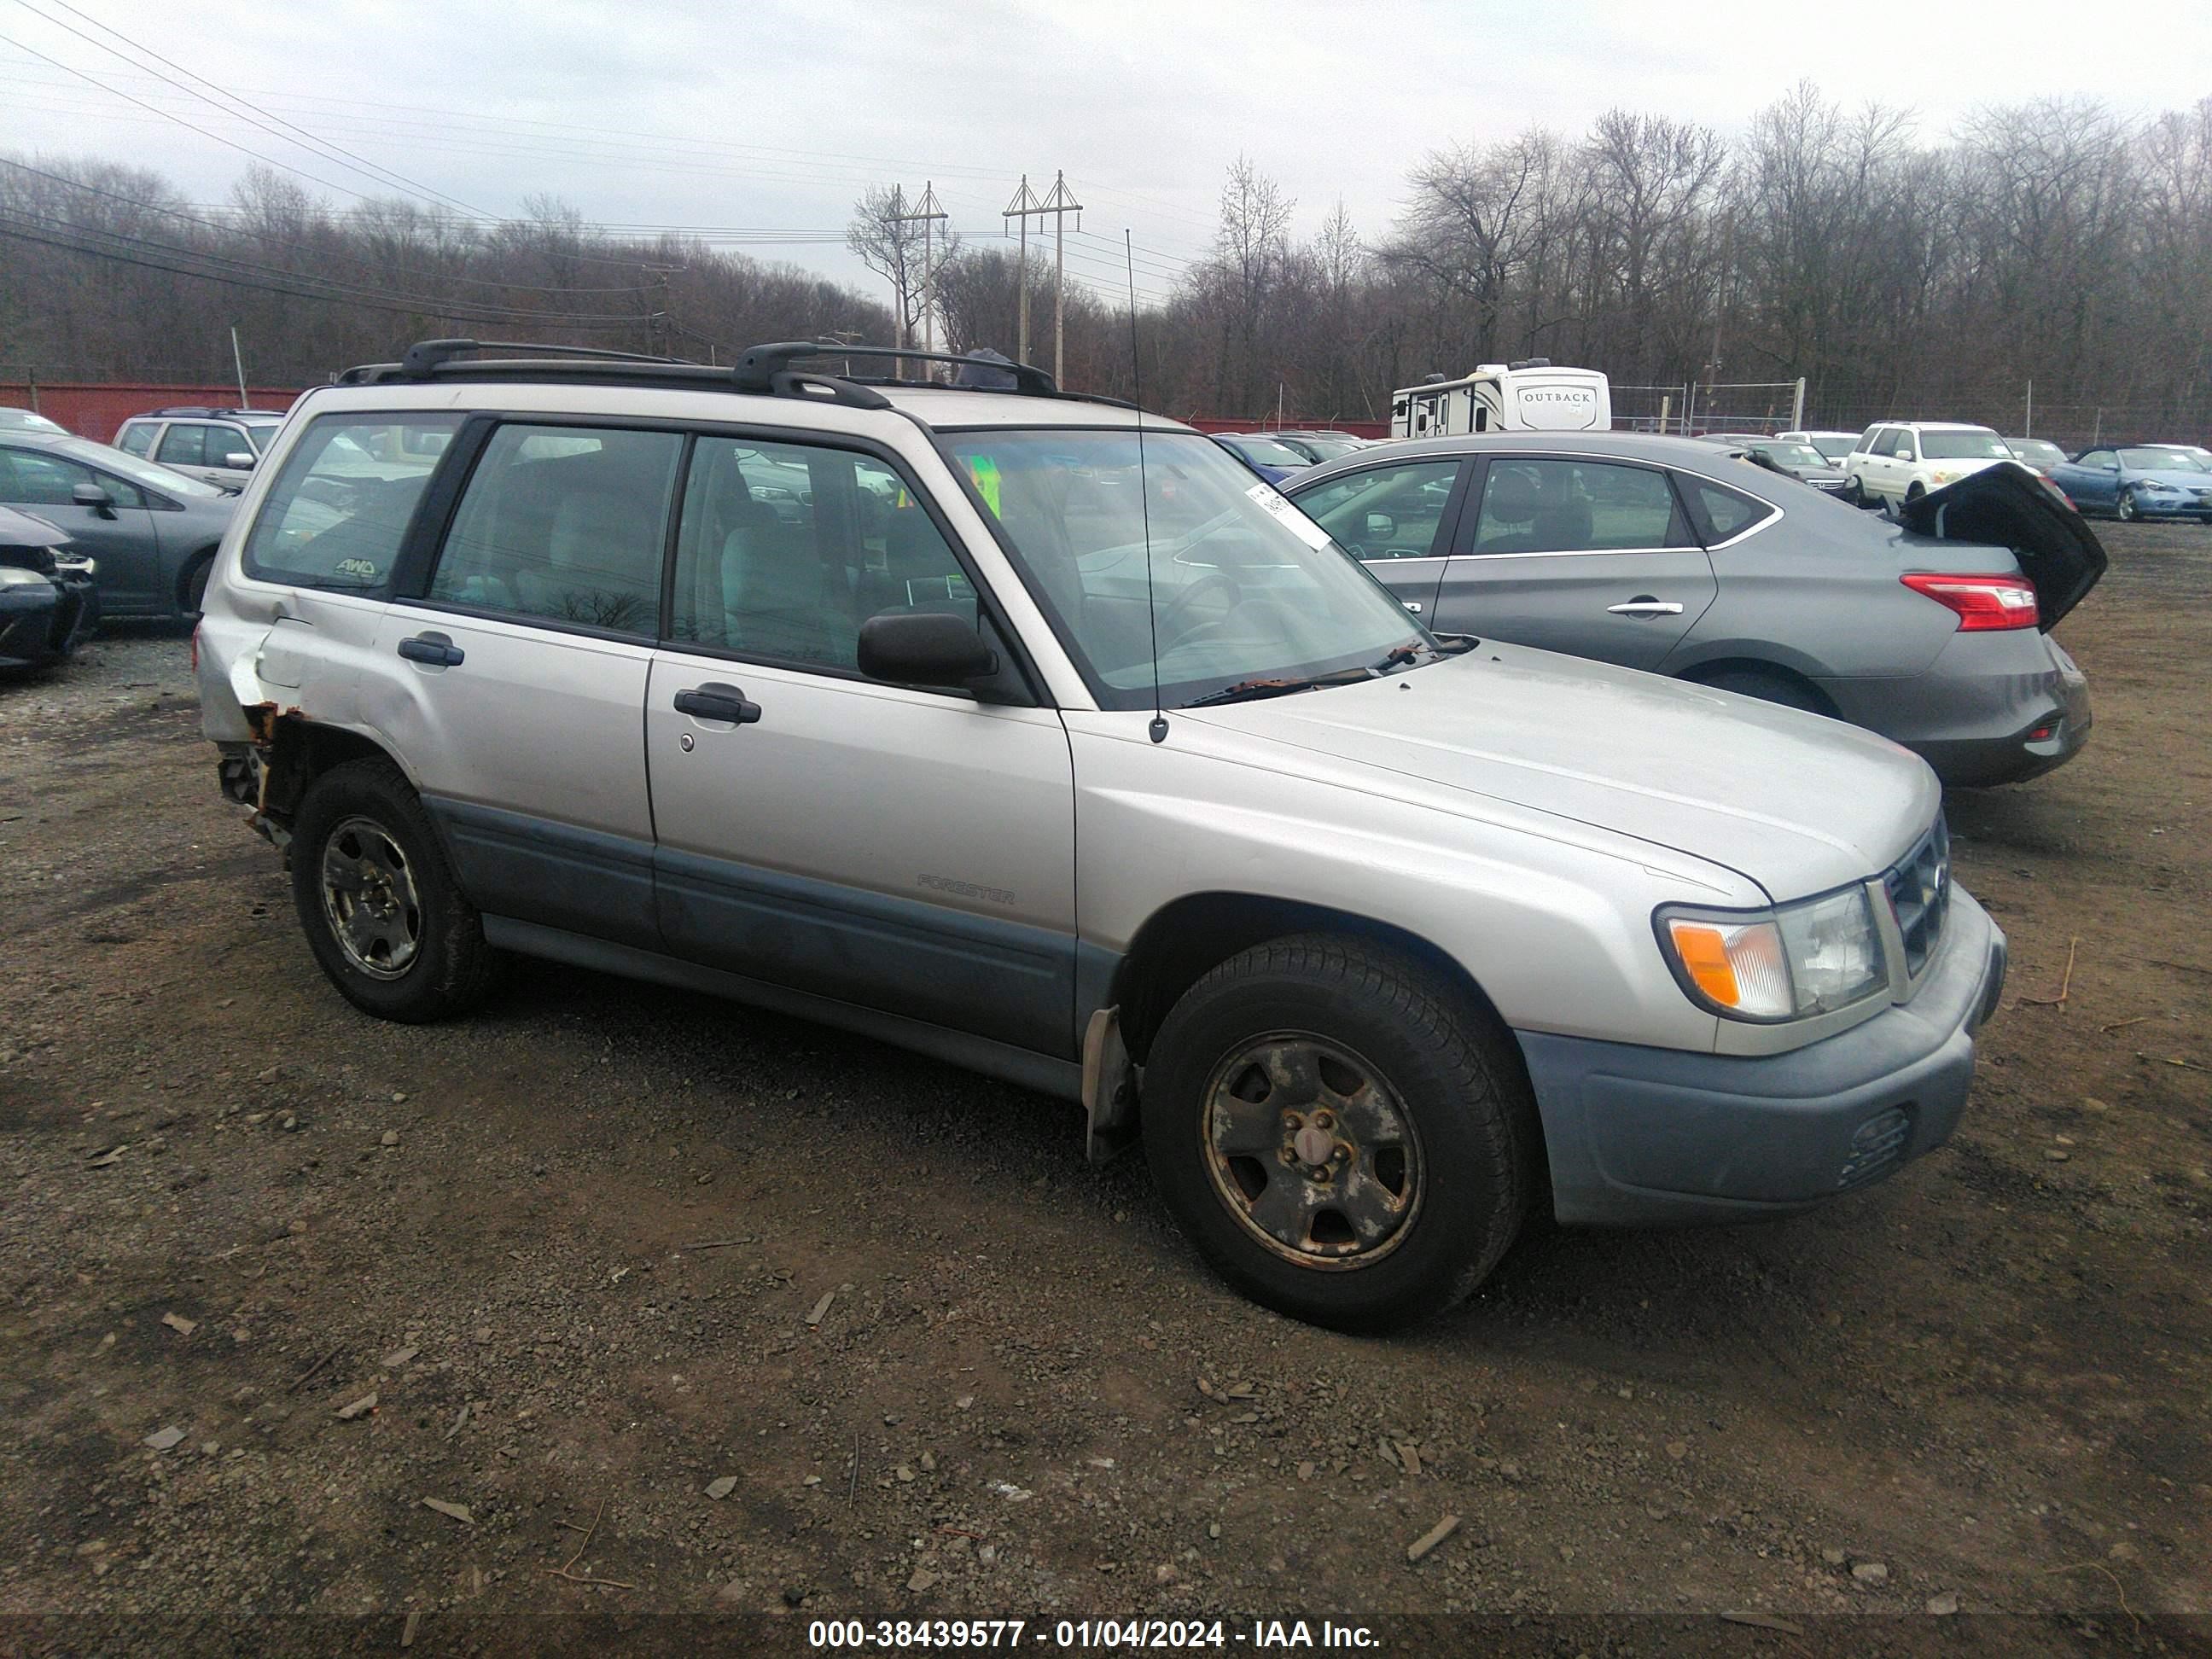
[1285,457,1470,621]
[0,443,162,610]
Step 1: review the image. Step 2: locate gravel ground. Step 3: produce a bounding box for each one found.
[2,529,2208,1656]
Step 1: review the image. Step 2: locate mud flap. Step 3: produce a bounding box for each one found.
[1081,1006,1138,1165]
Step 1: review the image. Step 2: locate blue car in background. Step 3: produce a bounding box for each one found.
[2046,445,2212,522]
[1208,433,1314,486]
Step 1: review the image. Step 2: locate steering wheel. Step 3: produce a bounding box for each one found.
[1155,569,1243,643]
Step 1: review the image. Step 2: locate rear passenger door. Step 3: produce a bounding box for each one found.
[362,421,683,951]
[1286,456,1469,621]
[1429,455,1716,670]
[644,431,1079,1058]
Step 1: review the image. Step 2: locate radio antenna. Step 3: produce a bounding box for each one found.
[1128,229,1167,744]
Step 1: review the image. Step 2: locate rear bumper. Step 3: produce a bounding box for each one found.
[1516,887,2006,1227]
[1820,633,2091,788]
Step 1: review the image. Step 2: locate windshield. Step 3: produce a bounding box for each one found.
[941,428,1432,710]
[1753,442,1829,469]
[1290,435,1360,460]
[1225,436,1313,469]
[2005,439,2065,467]
[1,408,67,434]
[1804,434,1855,462]
[43,435,225,498]
[1919,429,2010,461]
[2122,446,2209,473]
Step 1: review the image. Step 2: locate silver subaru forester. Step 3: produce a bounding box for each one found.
[195,341,2008,1332]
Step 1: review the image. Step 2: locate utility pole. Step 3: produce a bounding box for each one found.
[1004,171,1082,382]
[1003,175,1042,364]
[229,324,248,408]
[888,184,948,371]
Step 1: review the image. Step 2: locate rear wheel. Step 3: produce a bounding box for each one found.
[180,552,214,617]
[290,759,498,1022]
[1141,934,1535,1333]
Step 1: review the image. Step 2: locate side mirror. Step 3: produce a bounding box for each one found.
[858,611,997,690]
[72,481,115,516]
[223,452,255,470]
[2101,460,2120,471]
[1893,448,1913,461]
[1365,512,1396,538]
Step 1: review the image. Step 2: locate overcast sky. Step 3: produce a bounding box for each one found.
[5,0,2209,311]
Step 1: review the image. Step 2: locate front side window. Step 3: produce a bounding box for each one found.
[115,422,156,457]
[0,445,140,509]
[428,424,681,635]
[2075,450,2116,469]
[242,421,282,454]
[1293,460,1461,560]
[156,423,209,468]
[242,413,462,590]
[669,437,972,671]
[940,428,1426,710]
[1468,458,1687,554]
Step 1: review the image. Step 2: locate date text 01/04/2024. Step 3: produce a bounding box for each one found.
[806,1619,1382,1650]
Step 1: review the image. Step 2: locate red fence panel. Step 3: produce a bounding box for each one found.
[0,382,309,444]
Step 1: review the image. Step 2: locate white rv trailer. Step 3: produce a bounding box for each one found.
[1389,359,1610,438]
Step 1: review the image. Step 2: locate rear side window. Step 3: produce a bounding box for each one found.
[669,435,970,670]
[1468,458,1688,554]
[156,423,208,467]
[427,424,681,637]
[115,422,156,457]
[242,413,463,591]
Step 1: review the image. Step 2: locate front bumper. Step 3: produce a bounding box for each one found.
[1517,886,2006,1226]
[0,571,96,668]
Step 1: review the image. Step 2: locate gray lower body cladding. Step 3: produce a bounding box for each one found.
[1517,886,2005,1226]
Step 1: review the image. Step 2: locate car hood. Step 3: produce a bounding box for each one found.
[1183,645,1939,900]
[1898,462,2107,626]
[2121,468,2212,491]
[0,504,73,549]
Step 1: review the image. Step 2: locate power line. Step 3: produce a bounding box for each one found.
[17,0,493,220]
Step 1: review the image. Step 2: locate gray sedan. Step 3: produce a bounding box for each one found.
[0,433,237,619]
[1284,432,2104,787]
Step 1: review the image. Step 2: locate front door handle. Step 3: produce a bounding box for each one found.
[673,683,762,725]
[397,631,465,666]
[1607,597,1684,618]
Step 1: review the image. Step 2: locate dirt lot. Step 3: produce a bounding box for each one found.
[3,525,2207,1656]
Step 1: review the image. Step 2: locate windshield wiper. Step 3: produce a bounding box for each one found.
[1184,667,1377,708]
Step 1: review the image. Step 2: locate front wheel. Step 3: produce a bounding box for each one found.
[1841,476,1866,506]
[290,758,498,1022]
[2116,487,2139,522]
[1141,934,1537,1333]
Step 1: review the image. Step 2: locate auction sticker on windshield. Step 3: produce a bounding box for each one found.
[1245,480,1333,550]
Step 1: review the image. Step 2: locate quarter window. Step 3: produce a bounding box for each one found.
[242,413,463,591]
[428,424,682,636]
[1294,461,1461,560]
[669,437,972,671]
[1684,474,1776,541]
[156,423,209,468]
[1468,458,1687,554]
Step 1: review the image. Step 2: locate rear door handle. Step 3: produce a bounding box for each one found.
[1606,597,1684,617]
[673,683,762,725]
[397,631,465,666]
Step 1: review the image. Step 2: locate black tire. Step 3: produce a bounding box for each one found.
[1841,476,1865,506]
[1904,481,1927,506]
[1141,934,1537,1334]
[1693,666,1829,714]
[289,758,498,1022]
[180,552,214,617]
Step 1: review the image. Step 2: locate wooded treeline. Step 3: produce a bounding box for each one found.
[6,83,2209,445]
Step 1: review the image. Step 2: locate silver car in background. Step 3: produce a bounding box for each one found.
[1284,432,2104,787]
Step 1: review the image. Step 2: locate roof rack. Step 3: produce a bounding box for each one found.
[332,337,1138,415]
[142,405,288,418]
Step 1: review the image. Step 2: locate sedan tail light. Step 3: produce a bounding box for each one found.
[1901,573,2039,631]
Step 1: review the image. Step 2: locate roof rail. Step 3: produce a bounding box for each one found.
[732,341,1058,398]
[395,338,686,378]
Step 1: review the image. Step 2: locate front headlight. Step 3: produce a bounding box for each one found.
[0,565,53,589]
[1657,886,1888,1022]
[1930,469,1961,485]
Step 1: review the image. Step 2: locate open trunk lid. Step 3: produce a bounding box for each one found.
[1899,462,2107,628]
